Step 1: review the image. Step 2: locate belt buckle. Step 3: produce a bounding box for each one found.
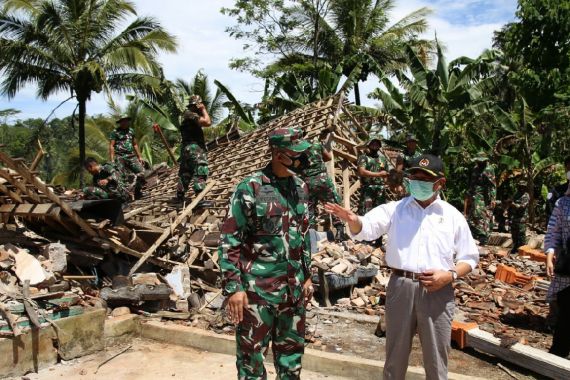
[411,272,420,282]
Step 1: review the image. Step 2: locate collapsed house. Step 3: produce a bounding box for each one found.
[1,95,569,379]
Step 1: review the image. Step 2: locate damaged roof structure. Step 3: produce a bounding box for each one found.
[1,95,570,379]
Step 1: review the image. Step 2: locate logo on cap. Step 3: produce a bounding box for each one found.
[419,158,429,167]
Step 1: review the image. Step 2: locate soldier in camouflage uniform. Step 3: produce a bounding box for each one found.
[357,134,390,215]
[396,133,422,171]
[109,115,145,199]
[218,128,313,380]
[465,152,496,245]
[508,180,530,254]
[82,157,129,203]
[176,95,212,201]
[302,130,345,239]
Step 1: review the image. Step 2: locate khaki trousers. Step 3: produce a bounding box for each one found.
[383,274,455,380]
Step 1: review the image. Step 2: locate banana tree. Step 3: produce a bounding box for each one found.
[494,96,557,224]
[370,41,511,155]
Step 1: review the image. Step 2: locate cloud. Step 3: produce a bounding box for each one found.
[0,0,517,119]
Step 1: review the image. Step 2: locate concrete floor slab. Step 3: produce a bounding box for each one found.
[12,339,353,380]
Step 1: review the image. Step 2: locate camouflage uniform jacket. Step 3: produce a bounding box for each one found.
[219,165,310,305]
[109,127,136,157]
[357,152,389,187]
[466,165,497,205]
[510,191,530,221]
[399,148,422,169]
[92,163,126,192]
[303,142,327,178]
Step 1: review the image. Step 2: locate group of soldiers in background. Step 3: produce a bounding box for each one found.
[81,101,562,258]
[464,151,532,253]
[82,114,146,204]
[81,95,212,207]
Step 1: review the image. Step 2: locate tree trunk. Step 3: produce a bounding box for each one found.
[354,82,361,106]
[78,99,86,188]
[431,112,444,155]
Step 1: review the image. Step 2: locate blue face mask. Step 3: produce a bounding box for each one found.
[406,179,438,201]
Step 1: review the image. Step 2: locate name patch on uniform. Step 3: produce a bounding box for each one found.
[258,185,279,203]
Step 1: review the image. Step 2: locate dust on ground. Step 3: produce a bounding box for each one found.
[304,311,550,380]
[13,338,351,380]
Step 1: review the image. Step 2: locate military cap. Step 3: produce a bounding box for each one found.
[517,179,528,187]
[407,154,445,177]
[116,114,131,123]
[405,133,418,142]
[472,151,489,162]
[188,95,202,105]
[269,128,311,152]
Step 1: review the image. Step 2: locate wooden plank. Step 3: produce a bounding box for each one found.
[128,180,217,275]
[13,204,35,215]
[466,328,570,380]
[0,151,99,237]
[0,182,23,203]
[333,148,357,163]
[349,180,361,196]
[342,166,350,210]
[0,204,16,213]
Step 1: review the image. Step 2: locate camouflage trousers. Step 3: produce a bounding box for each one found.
[510,218,527,253]
[304,173,342,227]
[177,143,208,196]
[236,302,305,380]
[115,155,145,193]
[82,185,129,203]
[358,184,386,215]
[467,199,494,245]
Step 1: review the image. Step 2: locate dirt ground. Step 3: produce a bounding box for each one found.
[304,311,550,380]
[13,339,351,380]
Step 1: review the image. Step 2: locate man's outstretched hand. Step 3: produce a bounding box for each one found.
[324,203,358,223]
[324,203,361,235]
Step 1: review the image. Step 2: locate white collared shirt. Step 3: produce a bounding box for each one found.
[352,196,479,272]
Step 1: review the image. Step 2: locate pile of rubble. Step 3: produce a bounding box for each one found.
[0,241,101,336]
[315,238,553,351]
[312,240,384,276]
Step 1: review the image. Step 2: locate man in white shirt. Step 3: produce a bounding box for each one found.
[326,154,479,380]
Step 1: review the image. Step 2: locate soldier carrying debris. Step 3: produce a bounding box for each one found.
[218,128,313,380]
[109,114,145,199]
[357,133,389,215]
[176,95,212,202]
[82,157,129,203]
[464,151,497,245]
[302,129,346,240]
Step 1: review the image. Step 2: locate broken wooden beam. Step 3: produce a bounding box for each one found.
[465,327,570,380]
[128,180,217,275]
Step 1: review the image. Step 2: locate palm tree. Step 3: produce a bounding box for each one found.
[289,0,432,105]
[0,0,177,185]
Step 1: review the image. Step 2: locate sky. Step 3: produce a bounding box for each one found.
[0,0,518,123]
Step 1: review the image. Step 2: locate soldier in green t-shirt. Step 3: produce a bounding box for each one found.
[109,115,145,199]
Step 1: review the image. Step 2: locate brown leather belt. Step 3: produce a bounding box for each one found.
[392,269,422,281]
